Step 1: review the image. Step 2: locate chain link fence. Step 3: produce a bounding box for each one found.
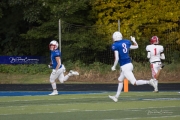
[60,21,180,65]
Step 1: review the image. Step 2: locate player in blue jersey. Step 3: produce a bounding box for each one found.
[109,31,157,102]
[48,40,79,95]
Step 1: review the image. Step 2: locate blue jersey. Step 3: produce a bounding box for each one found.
[111,39,131,66]
[50,49,62,69]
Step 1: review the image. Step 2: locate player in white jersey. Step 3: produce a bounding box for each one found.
[48,40,79,95]
[146,36,165,93]
[109,31,156,102]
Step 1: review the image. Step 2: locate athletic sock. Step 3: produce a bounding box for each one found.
[136,80,149,85]
[115,83,123,98]
[51,82,57,90]
[154,80,158,91]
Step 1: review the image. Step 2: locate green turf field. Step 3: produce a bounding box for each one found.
[0,92,180,120]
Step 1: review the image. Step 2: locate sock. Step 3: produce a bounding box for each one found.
[154,80,158,91]
[136,80,149,85]
[51,82,57,90]
[115,83,123,98]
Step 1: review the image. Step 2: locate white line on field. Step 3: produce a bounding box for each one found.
[121,115,180,120]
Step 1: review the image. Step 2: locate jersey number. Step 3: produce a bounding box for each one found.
[154,48,157,55]
[122,43,127,53]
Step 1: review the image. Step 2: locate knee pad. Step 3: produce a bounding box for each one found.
[118,77,124,82]
[50,77,55,83]
[50,79,54,83]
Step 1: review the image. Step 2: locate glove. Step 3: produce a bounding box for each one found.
[111,66,116,71]
[130,36,136,43]
[52,69,57,75]
[48,64,52,69]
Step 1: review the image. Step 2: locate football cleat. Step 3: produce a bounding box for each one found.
[69,70,79,76]
[109,95,118,102]
[49,91,58,96]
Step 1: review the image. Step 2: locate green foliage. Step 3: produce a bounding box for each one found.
[162,62,180,73]
[63,60,112,74]
[0,64,51,74]
[0,61,180,84]
[89,0,180,45]
[0,0,180,64]
[171,50,180,63]
[61,24,110,62]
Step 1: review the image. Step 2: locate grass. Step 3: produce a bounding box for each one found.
[0,91,180,120]
[0,62,180,84]
[0,73,49,84]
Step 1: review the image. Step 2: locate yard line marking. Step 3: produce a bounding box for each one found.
[0,106,179,115]
[115,115,180,120]
[143,98,180,101]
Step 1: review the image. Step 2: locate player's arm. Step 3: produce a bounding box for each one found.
[160,52,165,59]
[130,36,138,49]
[55,56,61,71]
[111,51,119,71]
[160,46,165,60]
[146,46,151,59]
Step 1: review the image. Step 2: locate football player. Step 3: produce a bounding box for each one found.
[48,40,79,95]
[109,31,156,102]
[146,36,165,93]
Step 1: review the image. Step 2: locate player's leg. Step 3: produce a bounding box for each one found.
[156,63,165,80]
[122,63,150,86]
[109,70,125,102]
[150,63,160,92]
[58,69,79,83]
[58,68,66,83]
[115,71,125,98]
[58,72,71,83]
[49,70,60,95]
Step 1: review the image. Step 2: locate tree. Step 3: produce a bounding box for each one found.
[89,0,180,62]
[90,0,180,43]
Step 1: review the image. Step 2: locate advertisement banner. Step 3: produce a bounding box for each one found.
[0,56,45,64]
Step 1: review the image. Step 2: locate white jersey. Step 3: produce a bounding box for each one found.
[146,44,164,63]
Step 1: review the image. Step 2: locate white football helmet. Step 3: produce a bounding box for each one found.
[112,31,122,41]
[49,40,58,50]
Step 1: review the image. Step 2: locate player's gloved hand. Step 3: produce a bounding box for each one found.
[52,69,57,75]
[111,66,116,71]
[130,36,136,43]
[48,64,52,69]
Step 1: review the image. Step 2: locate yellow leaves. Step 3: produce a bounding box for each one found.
[98,12,104,18]
[90,0,180,44]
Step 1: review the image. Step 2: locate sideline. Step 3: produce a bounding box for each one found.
[0,91,106,97]
[0,83,180,91]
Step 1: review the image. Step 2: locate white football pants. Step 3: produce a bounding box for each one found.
[50,67,68,83]
[118,63,136,85]
[150,62,161,79]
